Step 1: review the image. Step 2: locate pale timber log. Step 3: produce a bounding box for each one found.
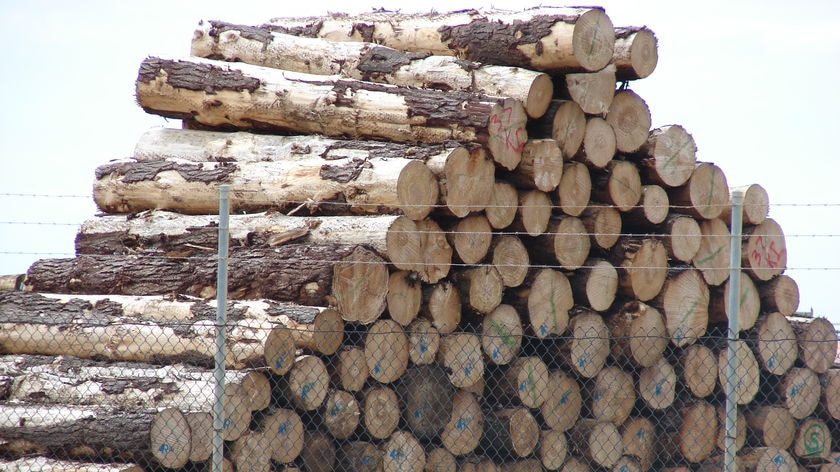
[137,56,528,167]
[0,457,144,472]
[539,370,582,432]
[364,319,410,383]
[266,7,616,73]
[425,447,457,472]
[652,267,710,347]
[510,268,572,339]
[407,319,440,366]
[559,457,589,472]
[527,100,586,159]
[422,281,462,334]
[531,216,591,271]
[775,367,821,419]
[398,145,496,219]
[437,333,484,389]
[679,343,718,398]
[508,139,564,192]
[742,218,788,282]
[638,356,677,410]
[657,214,702,263]
[323,389,361,440]
[300,431,337,472]
[620,417,655,471]
[486,180,519,229]
[606,301,668,368]
[445,214,492,265]
[660,400,718,464]
[568,419,623,468]
[574,116,617,169]
[333,345,369,392]
[499,459,543,472]
[669,162,730,220]
[586,365,635,425]
[490,234,530,288]
[570,258,618,312]
[261,407,304,463]
[591,160,643,212]
[230,430,271,472]
[362,385,400,440]
[396,365,454,440]
[388,271,422,327]
[693,218,731,286]
[758,274,800,316]
[0,292,273,368]
[559,310,610,378]
[744,405,797,449]
[481,304,524,365]
[0,404,189,469]
[458,458,499,472]
[275,354,329,411]
[538,429,568,470]
[337,441,382,472]
[488,356,549,409]
[441,390,484,456]
[750,312,798,376]
[716,406,747,452]
[606,90,651,154]
[738,447,797,472]
[193,21,553,118]
[720,183,770,226]
[556,161,591,216]
[580,203,622,250]
[511,189,552,237]
[789,316,838,374]
[479,407,539,459]
[383,430,426,472]
[716,339,760,405]
[386,216,452,283]
[610,237,668,302]
[793,417,832,461]
[633,125,697,188]
[710,272,760,331]
[558,64,617,115]
[820,369,840,420]
[613,26,659,80]
[624,184,669,227]
[455,266,505,315]
[611,456,643,472]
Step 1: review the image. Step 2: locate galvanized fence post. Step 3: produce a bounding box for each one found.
[724,188,745,471]
[213,184,231,472]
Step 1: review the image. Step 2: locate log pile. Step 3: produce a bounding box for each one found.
[1,5,838,472]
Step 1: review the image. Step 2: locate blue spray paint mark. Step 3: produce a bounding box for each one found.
[277,421,288,434]
[455,417,470,430]
[158,443,171,454]
[389,449,404,460]
[223,418,232,429]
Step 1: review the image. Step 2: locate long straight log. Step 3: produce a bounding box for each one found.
[136,56,527,167]
[0,457,144,472]
[265,7,616,73]
[192,21,553,118]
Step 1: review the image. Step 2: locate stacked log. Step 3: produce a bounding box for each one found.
[2,5,837,472]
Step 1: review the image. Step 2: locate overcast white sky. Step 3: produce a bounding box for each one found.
[1,1,838,329]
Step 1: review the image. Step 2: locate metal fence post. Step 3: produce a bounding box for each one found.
[724,188,745,471]
[213,184,231,472]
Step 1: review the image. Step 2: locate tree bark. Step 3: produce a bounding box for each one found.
[789,316,838,374]
[633,125,697,188]
[606,90,651,154]
[668,162,730,220]
[527,100,586,159]
[558,64,617,115]
[137,56,528,167]
[0,457,144,472]
[265,7,616,73]
[193,21,554,119]
[508,139,564,192]
[613,26,659,80]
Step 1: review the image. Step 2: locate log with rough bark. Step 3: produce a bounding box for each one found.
[742,218,788,282]
[610,237,668,302]
[510,268,573,339]
[559,309,610,378]
[479,407,539,459]
[607,301,668,368]
[669,162,730,220]
[721,183,770,226]
[710,272,760,331]
[716,339,760,405]
[0,457,144,472]
[193,21,554,118]
[745,405,797,449]
[652,267,710,347]
[679,343,718,398]
[446,214,492,265]
[364,319,410,383]
[362,385,400,440]
[739,447,797,472]
[481,304,524,365]
[539,370,582,432]
[568,418,623,468]
[508,139,563,192]
[422,281,462,335]
[620,417,655,471]
[511,189,552,237]
[638,356,677,410]
[437,333,484,389]
[660,400,718,464]
[0,404,189,469]
[692,217,731,286]
[383,430,426,472]
[396,365,454,440]
[570,258,618,312]
[758,274,800,317]
[386,216,452,283]
[789,316,838,374]
[606,90,651,154]
[490,234,529,288]
[580,203,622,250]
[558,64,617,115]
[793,417,832,461]
[556,161,591,216]
[750,312,798,376]
[441,390,484,456]
[531,216,591,271]
[613,26,659,80]
[591,159,643,212]
[624,184,670,227]
[398,145,496,219]
[633,125,697,188]
[657,214,702,263]
[266,7,616,73]
[587,365,635,425]
[137,56,528,167]
[527,100,586,159]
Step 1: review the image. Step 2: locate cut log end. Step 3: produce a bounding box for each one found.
[571,9,617,72]
[614,27,659,80]
[486,98,528,171]
[332,246,389,324]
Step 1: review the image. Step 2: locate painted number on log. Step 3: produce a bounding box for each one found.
[750,235,785,269]
[489,106,526,153]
